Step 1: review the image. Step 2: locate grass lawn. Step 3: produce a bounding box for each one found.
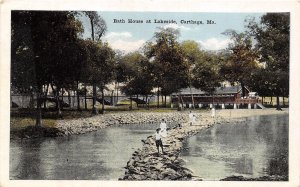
[10,117,57,131]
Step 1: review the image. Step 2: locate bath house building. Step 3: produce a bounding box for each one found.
[170,85,264,109]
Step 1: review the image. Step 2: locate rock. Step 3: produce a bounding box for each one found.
[143,157,150,163]
[154,162,164,171]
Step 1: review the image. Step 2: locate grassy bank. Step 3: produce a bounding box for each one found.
[10,117,57,131]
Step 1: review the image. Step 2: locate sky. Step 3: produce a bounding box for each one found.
[81,12,265,53]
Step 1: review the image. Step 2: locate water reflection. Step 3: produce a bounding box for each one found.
[10,124,156,180]
[181,114,288,180]
[232,155,253,175]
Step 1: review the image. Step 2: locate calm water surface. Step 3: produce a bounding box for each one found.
[10,123,158,180]
[180,114,288,180]
[10,114,288,180]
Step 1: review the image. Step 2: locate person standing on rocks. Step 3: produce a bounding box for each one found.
[160,119,167,138]
[155,128,164,155]
[189,111,195,126]
[211,107,216,118]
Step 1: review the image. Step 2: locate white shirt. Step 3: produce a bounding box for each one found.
[160,122,167,137]
[155,132,161,140]
[211,108,216,117]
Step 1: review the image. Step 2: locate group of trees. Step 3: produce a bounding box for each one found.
[11,11,289,126]
[246,13,289,109]
[11,11,115,125]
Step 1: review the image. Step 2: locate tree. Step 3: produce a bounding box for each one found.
[180,40,223,107]
[181,40,205,64]
[246,13,289,110]
[11,11,84,125]
[11,11,36,95]
[220,30,259,97]
[82,11,107,114]
[192,52,222,95]
[144,28,189,107]
[84,40,115,114]
[119,52,154,109]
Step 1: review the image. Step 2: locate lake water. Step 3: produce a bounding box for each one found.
[180,114,288,180]
[10,114,288,180]
[10,123,158,180]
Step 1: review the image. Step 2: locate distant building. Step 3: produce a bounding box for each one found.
[171,85,262,109]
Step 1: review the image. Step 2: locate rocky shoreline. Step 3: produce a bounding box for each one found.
[56,112,189,136]
[120,115,242,180]
[120,110,289,181]
[12,109,288,139]
[11,112,190,139]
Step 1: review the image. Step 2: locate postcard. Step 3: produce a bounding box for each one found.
[0,0,299,187]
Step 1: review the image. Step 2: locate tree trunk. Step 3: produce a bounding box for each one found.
[73,90,76,107]
[77,81,81,111]
[111,90,114,106]
[90,18,95,41]
[44,84,49,109]
[130,94,133,110]
[68,90,71,107]
[61,88,64,111]
[84,85,87,110]
[271,96,273,105]
[180,94,184,108]
[29,92,34,110]
[282,97,285,107]
[92,83,98,114]
[146,95,149,109]
[276,96,282,110]
[116,82,119,105]
[177,95,180,110]
[157,88,160,108]
[100,87,105,114]
[56,87,62,118]
[35,88,43,127]
[164,95,167,107]
[241,81,246,98]
[50,83,57,110]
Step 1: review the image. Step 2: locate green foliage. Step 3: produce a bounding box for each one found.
[247,13,289,72]
[82,11,107,41]
[246,13,289,97]
[181,40,222,93]
[145,28,189,95]
[11,11,85,91]
[220,29,259,96]
[119,52,154,96]
[84,40,115,87]
[248,69,289,97]
[181,40,205,64]
[192,52,222,93]
[82,11,108,114]
[11,11,87,124]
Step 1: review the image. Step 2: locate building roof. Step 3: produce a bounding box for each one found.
[172,86,249,95]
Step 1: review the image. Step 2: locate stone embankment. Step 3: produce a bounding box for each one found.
[120,109,288,180]
[56,112,188,136]
[120,115,242,180]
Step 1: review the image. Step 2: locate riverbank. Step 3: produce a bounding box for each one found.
[10,111,188,139]
[54,108,290,134]
[10,108,288,139]
[120,108,288,180]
